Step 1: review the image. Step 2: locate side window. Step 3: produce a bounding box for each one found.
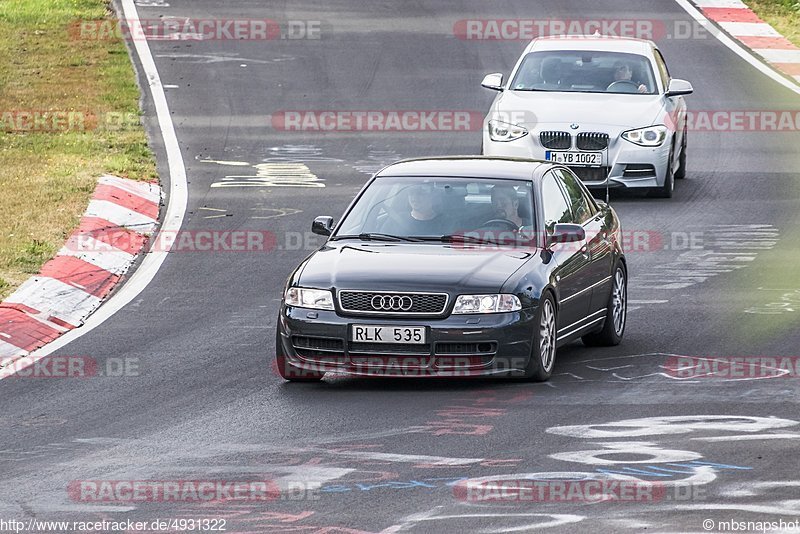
[654,50,670,89]
[541,172,574,231]
[558,169,595,224]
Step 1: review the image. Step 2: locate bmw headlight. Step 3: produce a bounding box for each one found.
[487,120,528,142]
[621,125,668,147]
[285,287,334,310]
[453,294,522,314]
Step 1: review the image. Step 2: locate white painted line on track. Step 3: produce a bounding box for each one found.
[0,0,188,380]
[674,0,800,95]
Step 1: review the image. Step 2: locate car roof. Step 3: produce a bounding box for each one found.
[526,35,655,55]
[375,156,551,180]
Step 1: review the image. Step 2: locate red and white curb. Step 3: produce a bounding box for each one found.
[694,0,800,84]
[0,175,161,366]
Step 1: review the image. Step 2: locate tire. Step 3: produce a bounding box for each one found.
[275,329,325,382]
[582,264,627,347]
[674,128,687,180]
[650,142,675,198]
[522,292,557,381]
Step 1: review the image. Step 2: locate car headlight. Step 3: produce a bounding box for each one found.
[621,125,668,147]
[453,294,522,314]
[487,120,528,142]
[285,287,334,310]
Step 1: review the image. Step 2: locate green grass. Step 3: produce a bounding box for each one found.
[744,0,800,46]
[0,0,156,300]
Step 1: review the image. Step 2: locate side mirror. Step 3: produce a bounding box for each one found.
[548,223,585,247]
[311,216,334,236]
[666,78,693,97]
[481,73,504,91]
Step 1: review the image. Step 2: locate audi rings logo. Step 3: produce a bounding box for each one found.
[371,294,414,311]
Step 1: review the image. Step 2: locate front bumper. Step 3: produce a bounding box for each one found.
[483,128,672,189]
[276,305,537,378]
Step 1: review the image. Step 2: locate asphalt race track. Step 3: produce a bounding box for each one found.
[2,1,800,532]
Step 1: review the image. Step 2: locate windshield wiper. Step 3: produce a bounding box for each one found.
[414,234,503,246]
[332,233,424,242]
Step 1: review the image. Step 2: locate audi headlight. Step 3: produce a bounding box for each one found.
[284,287,334,310]
[453,294,522,314]
[621,125,668,147]
[487,120,528,142]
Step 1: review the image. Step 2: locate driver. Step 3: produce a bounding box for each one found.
[490,185,523,227]
[610,61,648,94]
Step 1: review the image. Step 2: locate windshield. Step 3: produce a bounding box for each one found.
[510,50,657,94]
[334,177,536,244]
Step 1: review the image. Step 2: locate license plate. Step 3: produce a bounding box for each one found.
[545,151,603,166]
[351,325,426,344]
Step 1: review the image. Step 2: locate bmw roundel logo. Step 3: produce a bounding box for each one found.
[570,123,580,130]
[371,294,413,311]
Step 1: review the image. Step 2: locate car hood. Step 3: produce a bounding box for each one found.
[491,90,666,129]
[295,242,536,294]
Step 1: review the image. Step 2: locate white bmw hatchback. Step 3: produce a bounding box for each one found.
[481,36,693,198]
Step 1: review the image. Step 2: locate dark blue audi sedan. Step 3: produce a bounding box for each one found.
[276,156,627,382]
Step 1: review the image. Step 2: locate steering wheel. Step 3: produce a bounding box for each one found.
[606,80,639,93]
[482,218,519,231]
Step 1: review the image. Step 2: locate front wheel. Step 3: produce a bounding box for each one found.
[522,293,557,381]
[650,142,675,198]
[582,264,627,346]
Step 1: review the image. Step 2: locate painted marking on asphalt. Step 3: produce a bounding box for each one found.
[631,225,778,291]
[265,144,344,162]
[305,449,485,466]
[154,53,289,64]
[208,160,325,188]
[251,207,302,220]
[353,148,403,174]
[691,433,800,442]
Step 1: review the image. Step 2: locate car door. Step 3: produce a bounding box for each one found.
[556,169,613,316]
[541,171,592,335]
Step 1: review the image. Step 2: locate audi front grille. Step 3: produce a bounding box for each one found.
[576,132,609,151]
[338,291,449,315]
[539,131,571,150]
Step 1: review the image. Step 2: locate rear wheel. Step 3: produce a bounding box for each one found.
[582,264,627,347]
[522,293,557,381]
[275,329,325,382]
